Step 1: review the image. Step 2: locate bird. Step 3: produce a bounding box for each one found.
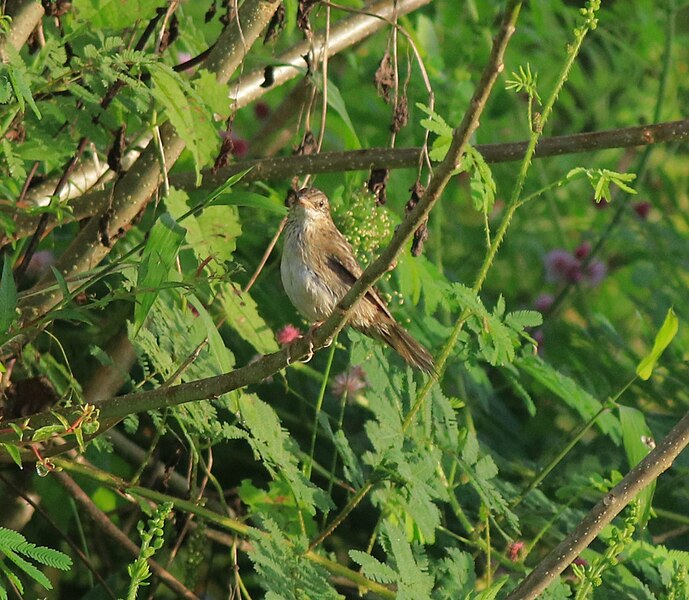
[280,187,435,373]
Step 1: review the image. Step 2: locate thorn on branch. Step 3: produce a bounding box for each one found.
[297,0,319,37]
[295,130,317,156]
[213,118,237,174]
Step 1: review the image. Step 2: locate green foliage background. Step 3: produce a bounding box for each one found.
[0,0,688,598]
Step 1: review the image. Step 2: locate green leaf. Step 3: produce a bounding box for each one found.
[0,443,22,468]
[3,549,52,590]
[5,46,41,119]
[220,288,280,355]
[203,169,253,206]
[168,187,242,265]
[209,190,287,216]
[618,405,655,524]
[134,212,186,335]
[31,425,65,442]
[636,307,679,380]
[0,259,17,336]
[50,266,72,303]
[1,138,27,181]
[465,145,496,214]
[236,394,331,514]
[71,0,166,29]
[324,79,361,148]
[192,69,232,118]
[517,355,622,444]
[416,103,453,161]
[475,578,508,600]
[248,518,341,599]
[349,550,398,584]
[188,293,235,390]
[149,64,218,185]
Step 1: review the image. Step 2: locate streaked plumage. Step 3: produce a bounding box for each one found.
[280,187,435,373]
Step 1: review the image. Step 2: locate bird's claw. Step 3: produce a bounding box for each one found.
[285,328,317,365]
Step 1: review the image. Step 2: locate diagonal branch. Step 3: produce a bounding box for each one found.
[505,408,689,600]
[53,470,200,600]
[230,0,432,110]
[16,0,281,325]
[0,0,44,60]
[312,0,522,344]
[0,0,523,458]
[15,0,431,219]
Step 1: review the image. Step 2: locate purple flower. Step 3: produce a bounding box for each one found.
[534,293,554,313]
[584,260,607,287]
[545,249,581,283]
[545,248,607,287]
[574,242,591,260]
[254,102,270,119]
[332,366,367,397]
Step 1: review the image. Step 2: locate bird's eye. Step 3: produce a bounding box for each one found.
[318,200,325,209]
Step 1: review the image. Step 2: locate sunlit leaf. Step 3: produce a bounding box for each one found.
[636,308,678,380]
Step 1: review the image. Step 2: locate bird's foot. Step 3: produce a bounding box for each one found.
[285,324,320,365]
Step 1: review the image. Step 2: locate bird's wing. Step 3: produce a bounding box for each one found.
[323,230,395,321]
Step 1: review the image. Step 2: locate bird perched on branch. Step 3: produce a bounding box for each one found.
[280,187,434,373]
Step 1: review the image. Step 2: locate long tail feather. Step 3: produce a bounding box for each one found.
[360,321,435,374]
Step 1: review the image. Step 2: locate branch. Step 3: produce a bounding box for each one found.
[11,0,431,227]
[0,3,522,460]
[0,0,44,60]
[230,0,432,110]
[312,0,522,343]
[15,0,281,325]
[174,117,689,188]
[505,408,689,600]
[53,470,200,600]
[54,458,396,599]
[7,119,687,246]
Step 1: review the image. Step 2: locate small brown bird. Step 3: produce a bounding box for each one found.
[280,187,435,373]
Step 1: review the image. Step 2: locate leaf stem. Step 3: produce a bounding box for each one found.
[305,335,338,479]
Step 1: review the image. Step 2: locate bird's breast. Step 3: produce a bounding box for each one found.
[281,220,339,322]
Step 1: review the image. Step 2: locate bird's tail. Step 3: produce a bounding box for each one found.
[364,322,435,374]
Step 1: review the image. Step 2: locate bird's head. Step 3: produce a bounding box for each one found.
[286,187,331,222]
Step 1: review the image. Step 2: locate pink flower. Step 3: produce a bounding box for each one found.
[231,138,248,158]
[632,201,651,219]
[534,293,554,313]
[332,366,367,397]
[574,242,591,260]
[544,248,607,287]
[276,324,302,346]
[508,540,525,561]
[254,102,270,119]
[572,557,588,567]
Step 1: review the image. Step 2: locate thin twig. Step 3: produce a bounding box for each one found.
[242,215,287,293]
[53,470,200,600]
[0,472,118,600]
